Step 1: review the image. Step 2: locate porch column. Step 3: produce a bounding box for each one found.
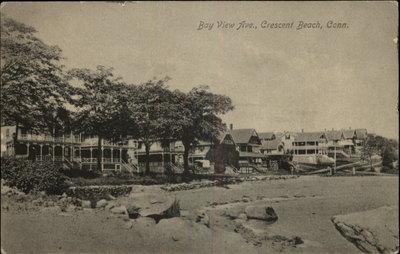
[39,144,43,161]
[52,145,55,162]
[162,152,164,168]
[71,146,74,161]
[61,145,65,161]
[26,143,30,157]
[101,148,104,171]
[111,148,114,162]
[89,148,93,170]
[120,148,122,163]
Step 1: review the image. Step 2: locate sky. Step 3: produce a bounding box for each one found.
[1,2,398,139]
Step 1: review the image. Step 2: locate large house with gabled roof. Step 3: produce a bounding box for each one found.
[230,128,264,165]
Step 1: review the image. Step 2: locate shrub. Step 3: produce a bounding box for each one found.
[1,157,68,195]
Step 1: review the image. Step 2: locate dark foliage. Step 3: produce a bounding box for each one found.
[1,157,68,194]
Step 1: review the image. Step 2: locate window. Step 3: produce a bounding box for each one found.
[298,150,306,154]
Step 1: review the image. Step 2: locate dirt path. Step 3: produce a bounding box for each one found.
[1,176,398,253]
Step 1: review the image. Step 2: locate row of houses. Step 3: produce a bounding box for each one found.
[0,124,367,173]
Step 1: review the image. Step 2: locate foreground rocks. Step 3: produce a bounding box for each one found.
[245,205,278,223]
[332,206,399,253]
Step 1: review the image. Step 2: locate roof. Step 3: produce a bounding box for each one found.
[258,132,275,140]
[261,139,282,150]
[342,129,356,139]
[230,129,259,144]
[355,129,367,139]
[325,130,343,141]
[294,132,326,142]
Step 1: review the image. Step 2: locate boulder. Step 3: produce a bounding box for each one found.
[196,210,210,227]
[332,206,398,253]
[238,213,248,221]
[105,203,115,211]
[129,192,180,222]
[96,199,108,208]
[111,205,128,215]
[224,205,246,219]
[245,205,278,222]
[132,217,156,227]
[126,204,140,219]
[81,200,91,209]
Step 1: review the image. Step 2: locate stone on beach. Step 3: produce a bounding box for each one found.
[245,205,278,222]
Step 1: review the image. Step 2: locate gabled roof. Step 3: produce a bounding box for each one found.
[258,132,275,140]
[325,130,343,141]
[355,129,367,140]
[230,129,259,144]
[294,132,326,142]
[197,131,236,146]
[261,139,282,150]
[342,129,356,139]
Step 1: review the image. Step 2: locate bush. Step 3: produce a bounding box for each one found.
[1,157,68,195]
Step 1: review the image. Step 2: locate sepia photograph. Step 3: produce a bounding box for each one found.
[0,1,398,253]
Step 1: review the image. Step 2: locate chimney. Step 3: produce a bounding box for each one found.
[349,126,351,130]
[301,129,304,133]
[229,124,233,131]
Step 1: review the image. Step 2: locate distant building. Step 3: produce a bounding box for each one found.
[291,131,328,155]
[0,125,137,172]
[135,140,184,173]
[230,128,264,165]
[260,139,285,154]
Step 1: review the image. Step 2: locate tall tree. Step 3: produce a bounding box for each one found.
[172,86,234,175]
[125,78,176,175]
[68,66,127,171]
[1,17,72,139]
[362,134,399,170]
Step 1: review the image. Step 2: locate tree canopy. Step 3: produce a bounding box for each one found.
[171,86,234,173]
[1,17,72,134]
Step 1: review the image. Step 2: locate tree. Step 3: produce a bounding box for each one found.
[68,66,127,171]
[362,134,399,170]
[125,78,176,175]
[1,17,72,139]
[172,86,234,175]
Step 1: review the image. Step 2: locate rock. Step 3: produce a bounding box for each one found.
[242,197,251,203]
[111,205,127,215]
[96,199,108,208]
[105,203,115,211]
[331,206,398,253]
[81,200,91,209]
[225,205,246,219]
[107,194,116,200]
[32,197,44,206]
[1,185,12,195]
[245,205,278,222]
[132,217,156,227]
[238,213,247,221]
[180,210,189,218]
[124,221,133,229]
[43,206,62,213]
[196,209,210,227]
[130,192,180,222]
[66,205,77,212]
[126,204,140,219]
